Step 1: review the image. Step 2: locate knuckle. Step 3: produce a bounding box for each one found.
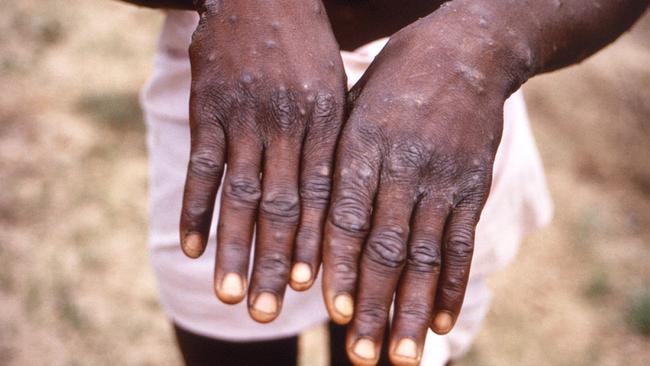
[408,239,442,273]
[224,175,261,206]
[301,174,331,208]
[182,203,212,226]
[313,92,339,123]
[339,160,377,188]
[256,252,291,286]
[356,300,389,325]
[233,72,261,102]
[447,225,475,258]
[347,121,382,150]
[398,301,431,322]
[441,276,466,301]
[269,87,301,133]
[328,196,371,237]
[366,226,408,269]
[457,189,489,212]
[423,155,462,185]
[459,169,492,197]
[295,226,318,248]
[330,257,358,285]
[218,240,249,261]
[386,143,430,176]
[188,149,224,180]
[191,84,232,125]
[260,189,300,224]
[258,251,291,273]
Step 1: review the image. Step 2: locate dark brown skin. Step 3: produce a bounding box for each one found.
[119,0,449,49]
[119,0,648,364]
[180,0,347,323]
[322,1,648,365]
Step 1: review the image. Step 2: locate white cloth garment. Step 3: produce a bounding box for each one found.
[140,10,553,363]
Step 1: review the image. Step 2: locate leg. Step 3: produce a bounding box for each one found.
[173,323,298,366]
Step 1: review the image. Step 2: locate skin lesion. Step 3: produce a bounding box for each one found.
[365,226,410,269]
[329,198,372,236]
[223,176,262,207]
[259,189,301,225]
[268,88,304,134]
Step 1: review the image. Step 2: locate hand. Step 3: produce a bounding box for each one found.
[180,0,346,323]
[322,8,523,365]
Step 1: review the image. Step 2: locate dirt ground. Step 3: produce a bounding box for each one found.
[0,1,648,365]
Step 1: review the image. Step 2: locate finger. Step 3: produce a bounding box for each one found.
[432,199,483,335]
[389,199,449,366]
[347,183,416,366]
[214,135,263,304]
[179,96,227,259]
[248,88,308,323]
[247,137,301,323]
[322,129,381,325]
[291,93,343,291]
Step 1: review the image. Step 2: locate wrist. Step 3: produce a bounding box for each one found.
[414,0,539,96]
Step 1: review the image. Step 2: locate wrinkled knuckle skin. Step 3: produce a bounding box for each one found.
[440,276,466,304]
[421,155,462,187]
[347,122,383,152]
[312,92,340,125]
[328,197,371,237]
[397,302,432,324]
[447,225,475,259]
[456,188,489,216]
[224,175,262,207]
[445,238,474,269]
[331,257,358,285]
[260,189,300,225]
[188,149,225,182]
[295,226,318,250]
[190,84,232,128]
[256,252,291,288]
[386,143,430,178]
[408,239,442,273]
[355,300,390,327]
[301,174,331,209]
[365,226,408,269]
[459,194,487,213]
[219,240,249,262]
[457,167,493,201]
[182,202,212,230]
[269,88,302,134]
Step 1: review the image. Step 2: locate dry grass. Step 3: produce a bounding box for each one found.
[0,1,648,365]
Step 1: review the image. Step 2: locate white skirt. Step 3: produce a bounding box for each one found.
[140,10,553,360]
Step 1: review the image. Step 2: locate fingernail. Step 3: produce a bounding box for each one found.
[252,292,278,322]
[220,273,244,300]
[290,263,312,284]
[353,338,376,360]
[433,312,454,334]
[182,233,203,258]
[334,294,354,318]
[183,234,203,258]
[395,338,418,359]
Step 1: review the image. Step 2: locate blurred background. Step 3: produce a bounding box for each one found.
[0,1,648,365]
